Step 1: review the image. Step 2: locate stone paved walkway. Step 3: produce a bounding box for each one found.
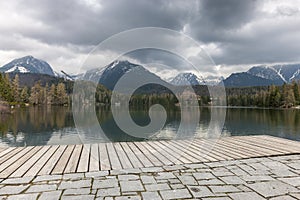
[0,154,300,200]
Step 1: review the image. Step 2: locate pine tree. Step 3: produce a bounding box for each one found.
[12,74,20,102]
[20,87,29,103]
[56,83,68,105]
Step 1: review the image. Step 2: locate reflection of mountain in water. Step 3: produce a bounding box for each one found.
[0,106,75,147]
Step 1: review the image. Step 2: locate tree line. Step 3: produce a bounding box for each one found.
[226,81,300,108]
[1,72,300,108]
[0,73,69,106]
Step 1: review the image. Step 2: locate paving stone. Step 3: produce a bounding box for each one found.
[122,192,137,195]
[118,174,139,181]
[163,165,185,171]
[212,170,234,177]
[209,185,240,193]
[168,178,180,184]
[269,195,297,200]
[93,179,118,189]
[198,178,224,185]
[115,196,141,200]
[263,161,290,170]
[33,175,62,183]
[7,193,39,200]
[178,175,197,185]
[249,163,270,171]
[64,188,91,195]
[219,176,245,184]
[155,172,176,180]
[145,183,170,191]
[170,183,185,189]
[229,168,249,176]
[236,185,252,192]
[141,167,164,173]
[290,193,300,199]
[288,162,300,170]
[110,168,141,175]
[279,177,300,187]
[247,181,298,198]
[202,197,231,200]
[85,171,109,178]
[62,173,85,180]
[241,175,274,182]
[142,191,162,200]
[271,169,297,177]
[97,187,120,197]
[141,175,156,184]
[59,179,91,189]
[0,185,28,195]
[187,186,215,198]
[160,189,192,200]
[228,192,265,200]
[26,184,57,193]
[61,195,94,200]
[184,163,206,169]
[193,172,215,180]
[2,176,34,185]
[120,180,144,192]
[39,190,62,200]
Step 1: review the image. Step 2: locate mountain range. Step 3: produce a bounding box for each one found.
[1,55,300,88]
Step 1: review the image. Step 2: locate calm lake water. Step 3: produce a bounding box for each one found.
[0,106,300,147]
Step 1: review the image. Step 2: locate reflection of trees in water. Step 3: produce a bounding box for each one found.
[225,108,300,140]
[0,106,74,146]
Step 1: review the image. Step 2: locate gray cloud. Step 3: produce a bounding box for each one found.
[0,0,299,77]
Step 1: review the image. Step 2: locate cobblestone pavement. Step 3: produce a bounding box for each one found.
[0,154,300,199]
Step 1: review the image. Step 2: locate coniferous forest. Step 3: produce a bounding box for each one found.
[1,73,300,109]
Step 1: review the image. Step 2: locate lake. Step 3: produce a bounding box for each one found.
[0,106,300,147]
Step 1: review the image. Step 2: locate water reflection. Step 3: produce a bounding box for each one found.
[0,106,300,147]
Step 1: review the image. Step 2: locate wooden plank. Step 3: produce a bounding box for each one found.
[171,140,213,162]
[106,143,122,170]
[10,145,51,177]
[223,137,276,156]
[25,145,59,177]
[0,147,24,165]
[183,139,227,161]
[254,135,300,152]
[134,142,162,166]
[0,147,15,159]
[120,142,143,168]
[51,145,74,175]
[147,141,183,165]
[259,135,300,148]
[233,137,287,154]
[158,140,192,163]
[218,139,260,157]
[114,143,133,169]
[142,141,173,166]
[127,142,153,167]
[64,145,83,173]
[0,146,34,176]
[89,143,100,172]
[0,146,42,178]
[244,136,296,153]
[99,143,111,170]
[77,144,90,172]
[205,139,249,159]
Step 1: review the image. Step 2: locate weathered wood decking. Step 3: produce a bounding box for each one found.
[0,135,299,179]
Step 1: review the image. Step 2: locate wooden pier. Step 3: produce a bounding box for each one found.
[0,135,299,179]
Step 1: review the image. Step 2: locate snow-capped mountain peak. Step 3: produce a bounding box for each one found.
[0,55,55,76]
[170,73,203,86]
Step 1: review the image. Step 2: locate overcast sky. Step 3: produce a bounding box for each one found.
[0,0,300,78]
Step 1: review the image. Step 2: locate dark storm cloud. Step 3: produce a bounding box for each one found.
[0,0,300,76]
[14,0,193,45]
